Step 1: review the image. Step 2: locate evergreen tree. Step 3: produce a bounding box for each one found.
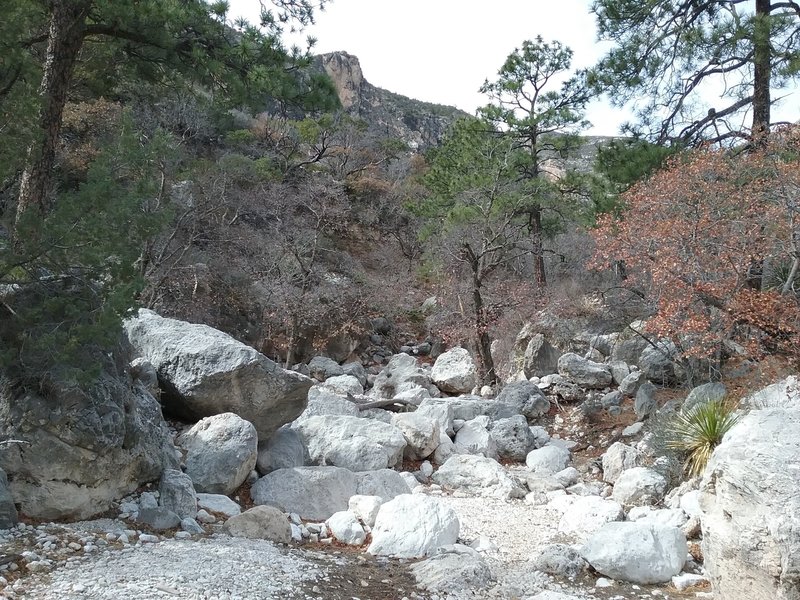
[420,118,540,385]
[478,37,591,287]
[591,0,800,145]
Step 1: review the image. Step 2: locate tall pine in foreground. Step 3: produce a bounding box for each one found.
[0,0,337,385]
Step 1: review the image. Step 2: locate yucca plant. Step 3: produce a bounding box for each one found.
[665,399,741,477]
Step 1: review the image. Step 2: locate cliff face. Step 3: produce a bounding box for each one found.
[317,51,468,150]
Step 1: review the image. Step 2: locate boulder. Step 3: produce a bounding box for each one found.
[432,454,526,500]
[454,418,497,458]
[308,356,344,381]
[639,340,680,385]
[136,507,180,531]
[223,505,290,543]
[319,374,363,396]
[581,522,687,584]
[431,348,477,394]
[611,467,668,508]
[0,355,175,520]
[293,415,406,471]
[742,375,800,409]
[494,381,550,419]
[355,469,411,501]
[529,543,587,577]
[416,398,454,436]
[627,506,688,529]
[556,496,624,539]
[391,413,439,460]
[509,324,559,378]
[557,353,612,389]
[124,309,312,438]
[256,425,308,474]
[526,445,570,476]
[348,495,383,528]
[368,494,459,558]
[341,362,367,387]
[251,466,357,521]
[490,415,536,461]
[601,442,645,484]
[178,413,258,495]
[412,544,492,593]
[700,407,800,599]
[618,370,646,397]
[372,354,431,399]
[196,493,241,518]
[158,469,197,519]
[609,361,631,386]
[683,382,726,412]
[301,386,360,418]
[634,382,658,420]
[326,510,366,545]
[610,324,651,365]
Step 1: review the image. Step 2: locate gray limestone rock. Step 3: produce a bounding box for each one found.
[178,413,258,495]
[124,309,311,439]
[223,505,291,543]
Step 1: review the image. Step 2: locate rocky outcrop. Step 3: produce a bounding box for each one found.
[700,406,800,599]
[124,309,312,439]
[317,52,466,150]
[0,352,175,520]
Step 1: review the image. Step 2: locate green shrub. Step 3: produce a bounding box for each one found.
[665,399,740,477]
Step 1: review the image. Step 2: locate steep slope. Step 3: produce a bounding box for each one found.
[317,51,469,150]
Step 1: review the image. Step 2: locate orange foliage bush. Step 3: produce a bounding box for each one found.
[591,127,800,360]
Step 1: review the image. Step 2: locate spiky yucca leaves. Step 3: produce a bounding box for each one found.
[665,400,741,477]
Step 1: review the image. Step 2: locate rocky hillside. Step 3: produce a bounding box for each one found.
[316,51,469,150]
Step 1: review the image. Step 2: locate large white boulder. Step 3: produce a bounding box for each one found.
[293,415,406,471]
[368,494,459,558]
[700,406,800,599]
[178,413,258,495]
[415,398,455,436]
[326,510,366,545]
[454,418,497,458]
[300,386,360,418]
[557,353,612,389]
[581,522,687,584]
[556,495,624,539]
[601,442,644,484]
[526,445,570,476]
[431,348,477,394]
[124,310,312,439]
[251,466,357,521]
[391,413,440,460]
[372,354,432,399]
[611,467,668,508]
[432,454,526,500]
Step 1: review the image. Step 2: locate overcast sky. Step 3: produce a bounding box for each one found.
[228,0,630,135]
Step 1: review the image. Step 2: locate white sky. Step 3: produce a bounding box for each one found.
[228,0,628,135]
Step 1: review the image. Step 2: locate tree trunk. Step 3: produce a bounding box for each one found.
[752,0,771,143]
[470,264,498,386]
[530,205,546,288]
[14,0,91,236]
